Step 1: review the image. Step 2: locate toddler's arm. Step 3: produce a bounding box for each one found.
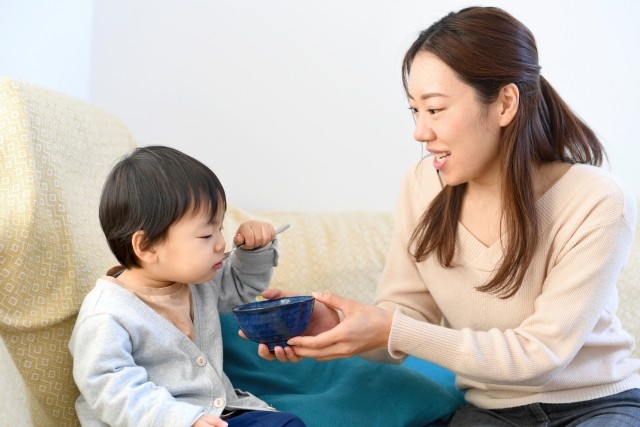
[213,220,280,309]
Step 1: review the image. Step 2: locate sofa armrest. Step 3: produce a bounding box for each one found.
[0,77,138,426]
[0,336,52,426]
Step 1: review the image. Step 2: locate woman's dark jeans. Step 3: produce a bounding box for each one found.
[447,388,640,427]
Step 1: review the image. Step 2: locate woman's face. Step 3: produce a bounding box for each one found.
[407,51,504,188]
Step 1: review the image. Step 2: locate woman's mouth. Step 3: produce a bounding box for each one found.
[433,152,450,170]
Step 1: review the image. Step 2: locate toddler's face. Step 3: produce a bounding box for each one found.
[151,206,226,285]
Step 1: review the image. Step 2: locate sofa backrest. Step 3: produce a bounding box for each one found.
[223,206,394,305]
[0,78,137,426]
[615,213,640,357]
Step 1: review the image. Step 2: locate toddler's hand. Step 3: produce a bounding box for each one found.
[193,413,227,427]
[234,221,276,250]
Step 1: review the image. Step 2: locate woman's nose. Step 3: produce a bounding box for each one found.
[413,117,435,143]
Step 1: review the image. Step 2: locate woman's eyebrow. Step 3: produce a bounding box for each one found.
[407,92,448,101]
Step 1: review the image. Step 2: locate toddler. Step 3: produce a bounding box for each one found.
[69,145,305,427]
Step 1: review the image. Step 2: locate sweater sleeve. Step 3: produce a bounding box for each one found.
[213,239,279,312]
[387,183,637,386]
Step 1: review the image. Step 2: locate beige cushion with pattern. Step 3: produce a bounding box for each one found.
[223,207,394,303]
[0,78,137,426]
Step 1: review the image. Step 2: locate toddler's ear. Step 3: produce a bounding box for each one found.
[131,230,157,264]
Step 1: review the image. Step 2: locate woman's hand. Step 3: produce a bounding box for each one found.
[287,292,394,361]
[240,288,341,362]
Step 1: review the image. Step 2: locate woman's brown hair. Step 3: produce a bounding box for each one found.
[402,7,604,298]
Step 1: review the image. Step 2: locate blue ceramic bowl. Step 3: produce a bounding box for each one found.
[232,296,315,351]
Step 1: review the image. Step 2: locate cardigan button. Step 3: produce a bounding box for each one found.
[196,356,207,367]
[214,398,225,408]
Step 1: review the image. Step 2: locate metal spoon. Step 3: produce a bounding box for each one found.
[222,224,290,262]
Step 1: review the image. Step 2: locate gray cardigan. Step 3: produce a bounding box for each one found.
[69,244,278,427]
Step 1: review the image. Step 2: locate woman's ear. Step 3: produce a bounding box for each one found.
[131,230,157,264]
[498,83,519,127]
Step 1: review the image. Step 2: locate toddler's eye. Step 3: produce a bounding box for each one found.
[200,235,212,239]
[427,109,441,115]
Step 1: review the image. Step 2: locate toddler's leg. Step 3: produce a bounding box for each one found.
[227,410,306,427]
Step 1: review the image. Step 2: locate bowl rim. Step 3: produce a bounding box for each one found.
[232,295,315,313]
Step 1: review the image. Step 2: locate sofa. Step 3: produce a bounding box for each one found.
[1,77,638,426]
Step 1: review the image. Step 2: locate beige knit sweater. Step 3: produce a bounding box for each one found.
[376,160,640,409]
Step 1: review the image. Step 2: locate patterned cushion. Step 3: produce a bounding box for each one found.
[0,78,137,426]
[223,206,394,303]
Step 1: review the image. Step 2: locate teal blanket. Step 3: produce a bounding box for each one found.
[221,313,464,426]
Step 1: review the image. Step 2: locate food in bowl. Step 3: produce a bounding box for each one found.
[232,296,315,351]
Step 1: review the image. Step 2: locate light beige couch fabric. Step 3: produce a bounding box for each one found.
[617,220,640,354]
[1,78,638,426]
[0,78,137,425]
[223,207,394,304]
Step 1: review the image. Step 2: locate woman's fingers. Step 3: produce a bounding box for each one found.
[311,291,350,313]
[249,291,370,362]
[254,343,303,362]
[288,297,395,360]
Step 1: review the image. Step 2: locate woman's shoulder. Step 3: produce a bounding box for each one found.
[564,163,633,201]
[542,163,636,226]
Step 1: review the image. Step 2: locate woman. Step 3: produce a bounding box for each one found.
[259,7,640,426]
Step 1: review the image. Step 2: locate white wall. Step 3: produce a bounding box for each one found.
[2,1,639,212]
[0,0,93,100]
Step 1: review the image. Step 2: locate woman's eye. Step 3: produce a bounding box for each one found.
[409,106,441,115]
